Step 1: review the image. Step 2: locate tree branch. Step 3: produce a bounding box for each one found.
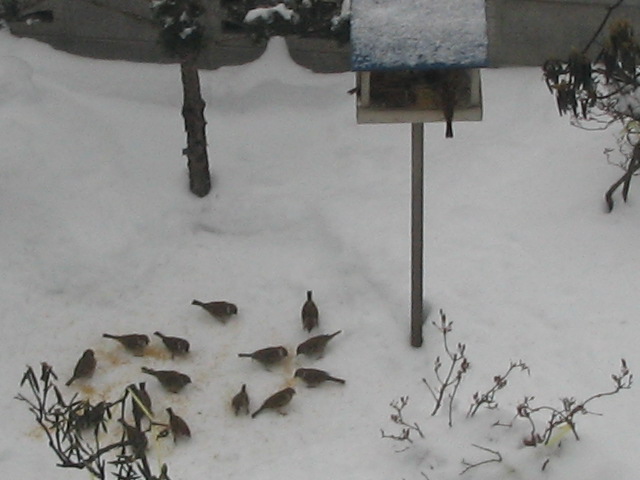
[582,0,625,54]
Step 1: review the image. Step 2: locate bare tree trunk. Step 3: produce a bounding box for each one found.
[180,53,211,197]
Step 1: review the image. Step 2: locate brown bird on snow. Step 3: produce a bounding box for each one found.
[301,290,319,332]
[231,384,250,416]
[102,333,149,356]
[119,418,148,458]
[166,407,191,442]
[251,387,296,418]
[65,349,96,386]
[141,367,191,393]
[191,299,238,322]
[294,368,345,387]
[154,331,190,358]
[73,400,109,431]
[296,330,342,357]
[238,346,288,367]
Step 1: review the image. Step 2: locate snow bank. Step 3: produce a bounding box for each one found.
[0,55,38,103]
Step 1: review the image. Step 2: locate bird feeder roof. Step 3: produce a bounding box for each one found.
[351,0,488,71]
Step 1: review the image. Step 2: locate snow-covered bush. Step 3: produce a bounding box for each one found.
[382,311,632,478]
[543,1,640,211]
[16,364,175,480]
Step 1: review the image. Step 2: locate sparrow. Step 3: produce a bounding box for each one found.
[153,331,190,358]
[166,407,191,442]
[294,368,345,387]
[238,346,288,367]
[65,349,96,386]
[441,83,455,138]
[102,333,150,356]
[301,290,319,332]
[191,299,238,322]
[129,382,153,427]
[119,418,148,458]
[251,387,296,418]
[439,69,466,139]
[231,384,250,416]
[296,330,342,357]
[141,367,191,393]
[73,400,109,432]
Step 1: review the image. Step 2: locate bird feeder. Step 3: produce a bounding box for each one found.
[351,0,488,347]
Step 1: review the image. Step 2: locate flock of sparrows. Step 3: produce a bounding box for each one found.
[234,290,346,418]
[64,290,345,449]
[65,328,195,445]
[64,300,238,445]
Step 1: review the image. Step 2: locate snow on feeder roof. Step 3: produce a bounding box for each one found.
[351,0,489,71]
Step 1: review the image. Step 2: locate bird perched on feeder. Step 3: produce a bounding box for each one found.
[438,69,468,139]
[301,290,319,332]
[231,384,250,416]
[237,346,288,368]
[296,330,342,357]
[191,299,238,322]
[294,368,345,387]
[251,387,296,418]
[102,333,149,356]
[129,382,153,427]
[141,367,191,393]
[166,407,191,442]
[65,349,96,386]
[153,331,190,358]
[441,80,455,138]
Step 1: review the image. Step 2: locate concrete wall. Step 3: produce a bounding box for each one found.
[7,0,350,72]
[7,0,640,71]
[487,0,640,65]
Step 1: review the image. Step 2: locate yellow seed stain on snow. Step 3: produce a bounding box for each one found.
[143,345,170,360]
[283,349,296,376]
[27,425,45,439]
[101,345,169,364]
[79,384,97,397]
[285,377,297,389]
[104,349,128,366]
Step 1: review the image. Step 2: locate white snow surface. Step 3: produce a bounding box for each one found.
[2,32,640,480]
[351,0,488,70]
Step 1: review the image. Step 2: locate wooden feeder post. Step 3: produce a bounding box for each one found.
[411,122,425,347]
[351,0,488,347]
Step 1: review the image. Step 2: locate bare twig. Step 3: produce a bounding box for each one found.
[422,310,470,425]
[460,444,503,475]
[381,396,424,448]
[605,143,640,210]
[517,359,632,447]
[468,360,529,417]
[582,0,626,54]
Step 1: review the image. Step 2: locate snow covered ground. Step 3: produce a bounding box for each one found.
[2,30,640,480]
